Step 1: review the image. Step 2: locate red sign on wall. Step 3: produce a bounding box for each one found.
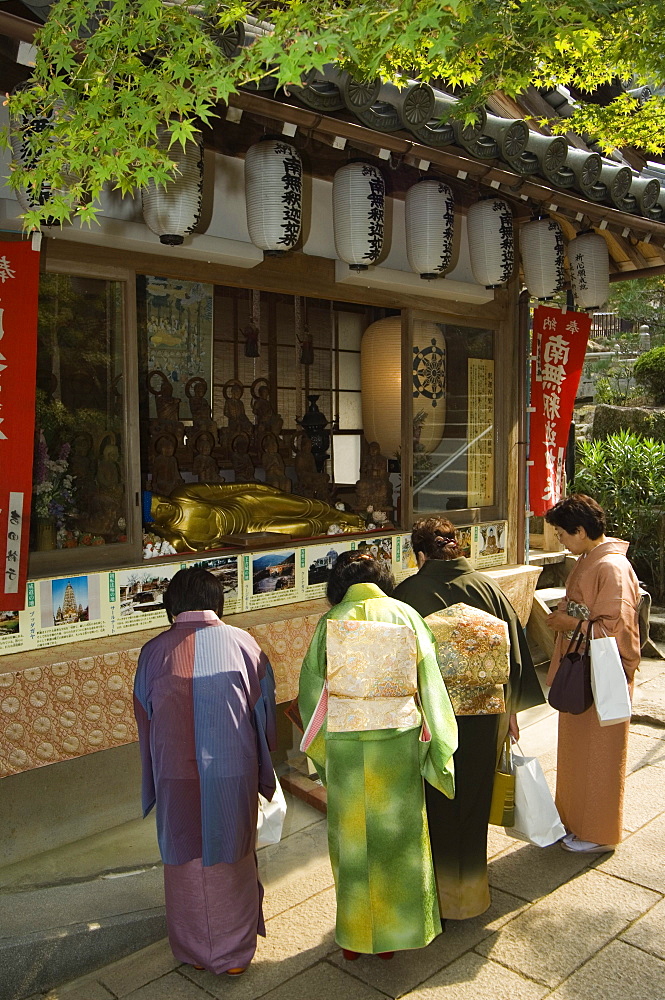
[529,305,591,517]
[0,241,41,612]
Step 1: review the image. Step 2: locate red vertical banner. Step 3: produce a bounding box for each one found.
[0,241,41,612]
[529,305,591,517]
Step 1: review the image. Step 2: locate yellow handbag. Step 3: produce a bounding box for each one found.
[489,737,515,827]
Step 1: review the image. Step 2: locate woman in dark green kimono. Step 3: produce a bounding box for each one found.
[299,551,457,959]
[394,517,545,921]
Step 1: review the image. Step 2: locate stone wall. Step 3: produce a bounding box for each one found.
[592,403,665,441]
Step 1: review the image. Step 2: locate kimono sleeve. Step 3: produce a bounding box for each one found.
[133,650,156,819]
[591,559,641,677]
[413,618,457,799]
[298,615,329,779]
[502,597,545,713]
[254,659,278,802]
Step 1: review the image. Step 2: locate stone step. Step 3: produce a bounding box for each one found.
[648,611,665,644]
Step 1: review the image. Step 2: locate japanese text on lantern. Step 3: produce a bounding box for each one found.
[529,306,590,518]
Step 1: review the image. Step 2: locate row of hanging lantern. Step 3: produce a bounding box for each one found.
[238,140,610,309]
[11,108,609,310]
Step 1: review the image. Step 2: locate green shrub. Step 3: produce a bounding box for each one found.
[573,430,665,597]
[633,346,665,404]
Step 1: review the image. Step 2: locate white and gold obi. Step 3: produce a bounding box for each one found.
[325,619,420,732]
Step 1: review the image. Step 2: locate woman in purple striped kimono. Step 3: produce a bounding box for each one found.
[134,568,277,976]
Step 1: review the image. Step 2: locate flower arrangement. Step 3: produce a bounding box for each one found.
[32,433,77,526]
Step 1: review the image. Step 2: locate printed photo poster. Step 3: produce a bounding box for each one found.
[193,554,241,614]
[139,275,214,419]
[393,533,417,584]
[456,526,472,560]
[473,522,507,569]
[301,539,355,600]
[0,604,27,654]
[111,563,183,635]
[355,535,393,565]
[0,581,43,654]
[34,573,108,649]
[243,547,300,611]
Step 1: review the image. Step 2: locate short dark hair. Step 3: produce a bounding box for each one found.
[545,494,606,540]
[326,551,395,605]
[411,516,458,560]
[163,567,224,623]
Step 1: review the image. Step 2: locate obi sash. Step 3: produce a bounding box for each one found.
[425,602,510,715]
[325,619,419,732]
[300,619,420,750]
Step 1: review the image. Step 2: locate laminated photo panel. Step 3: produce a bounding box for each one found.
[243,548,301,611]
[473,522,508,568]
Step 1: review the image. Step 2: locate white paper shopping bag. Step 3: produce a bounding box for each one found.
[589,634,632,727]
[510,748,565,847]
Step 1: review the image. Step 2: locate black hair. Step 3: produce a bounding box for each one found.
[163,567,224,623]
[326,550,395,606]
[411,516,459,560]
[544,493,606,540]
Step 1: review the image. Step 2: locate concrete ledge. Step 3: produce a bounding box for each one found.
[0,906,166,1000]
[0,865,165,1000]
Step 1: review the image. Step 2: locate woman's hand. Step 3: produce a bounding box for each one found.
[508,713,519,742]
[546,610,580,632]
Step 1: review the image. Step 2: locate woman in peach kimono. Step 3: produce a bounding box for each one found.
[545,495,640,854]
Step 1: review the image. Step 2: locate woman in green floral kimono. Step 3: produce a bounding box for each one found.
[298,551,457,959]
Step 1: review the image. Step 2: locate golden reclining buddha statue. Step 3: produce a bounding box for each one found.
[149,483,365,552]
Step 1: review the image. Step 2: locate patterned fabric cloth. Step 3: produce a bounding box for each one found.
[425,603,510,715]
[299,582,457,954]
[326,620,419,732]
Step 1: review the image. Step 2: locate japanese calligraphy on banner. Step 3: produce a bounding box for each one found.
[529,305,591,517]
[467,358,495,507]
[0,242,41,612]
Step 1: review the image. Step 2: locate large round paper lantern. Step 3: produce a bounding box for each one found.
[142,126,203,245]
[520,217,565,300]
[405,180,455,280]
[568,232,609,311]
[467,198,514,287]
[245,138,302,254]
[361,317,445,458]
[333,161,385,270]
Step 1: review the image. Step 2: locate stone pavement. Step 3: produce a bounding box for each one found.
[23,657,665,1000]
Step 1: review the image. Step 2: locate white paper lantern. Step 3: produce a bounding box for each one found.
[142,126,203,245]
[361,317,445,458]
[245,138,302,254]
[467,198,514,287]
[9,88,65,219]
[568,231,609,311]
[405,180,455,280]
[333,162,385,270]
[520,217,565,300]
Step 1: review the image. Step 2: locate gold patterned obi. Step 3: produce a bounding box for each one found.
[425,603,510,716]
[325,620,420,733]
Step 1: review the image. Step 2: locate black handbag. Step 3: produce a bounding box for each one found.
[548,619,594,715]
